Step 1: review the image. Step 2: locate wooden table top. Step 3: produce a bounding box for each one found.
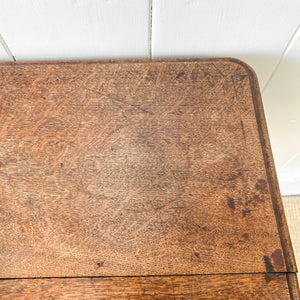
[0,58,298,298]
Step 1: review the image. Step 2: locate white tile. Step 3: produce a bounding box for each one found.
[152,0,300,88]
[0,37,10,62]
[0,47,9,62]
[262,27,300,195]
[281,182,300,196]
[0,0,149,61]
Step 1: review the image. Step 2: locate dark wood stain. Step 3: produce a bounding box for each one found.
[272,249,285,268]
[176,71,185,79]
[264,256,275,273]
[264,255,275,284]
[242,209,252,217]
[255,179,268,194]
[97,261,105,268]
[240,120,246,141]
[242,233,249,240]
[227,197,236,210]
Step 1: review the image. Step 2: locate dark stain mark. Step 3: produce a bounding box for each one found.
[255,179,268,194]
[202,226,208,231]
[264,273,273,283]
[242,233,249,240]
[264,255,275,273]
[176,71,185,79]
[191,69,198,81]
[264,255,275,283]
[227,197,235,210]
[60,163,63,167]
[240,120,246,141]
[97,261,105,267]
[245,193,265,207]
[189,194,193,196]
[226,171,242,181]
[242,209,251,217]
[271,249,284,268]
[194,251,200,259]
[255,194,263,203]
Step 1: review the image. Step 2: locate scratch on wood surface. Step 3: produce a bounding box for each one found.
[231,75,238,99]
[240,119,246,141]
[84,87,154,115]
[211,62,225,77]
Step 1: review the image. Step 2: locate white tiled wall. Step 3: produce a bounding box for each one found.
[0,0,299,195]
[0,0,149,61]
[263,27,300,195]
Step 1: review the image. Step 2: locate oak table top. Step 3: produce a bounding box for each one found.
[0,58,298,299]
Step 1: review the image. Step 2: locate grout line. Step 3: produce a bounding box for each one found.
[0,33,16,61]
[262,23,300,93]
[148,0,153,59]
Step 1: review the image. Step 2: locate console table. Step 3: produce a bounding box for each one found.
[0,58,298,298]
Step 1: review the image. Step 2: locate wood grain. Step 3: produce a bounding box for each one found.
[0,59,296,282]
[0,274,292,299]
